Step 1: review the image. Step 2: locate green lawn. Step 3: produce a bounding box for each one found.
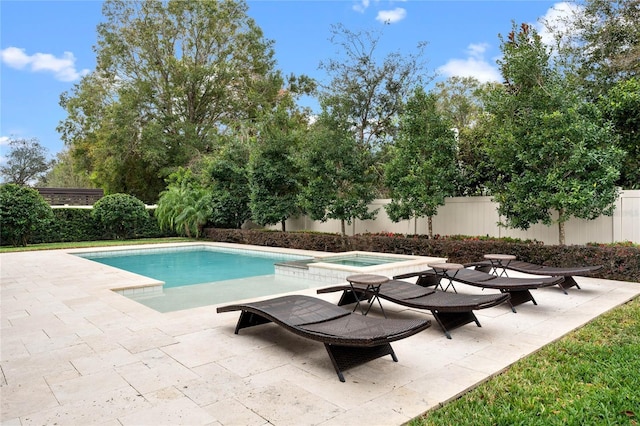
[0,237,195,253]
[410,296,640,426]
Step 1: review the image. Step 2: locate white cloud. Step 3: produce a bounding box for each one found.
[376,8,407,24]
[353,0,370,13]
[0,136,10,146]
[1,46,89,82]
[437,43,501,83]
[466,43,489,59]
[536,1,583,47]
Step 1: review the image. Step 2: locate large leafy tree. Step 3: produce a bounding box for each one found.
[599,77,640,189]
[299,112,378,236]
[37,149,95,188]
[485,23,624,245]
[552,0,640,99]
[58,0,282,202]
[384,88,458,236]
[205,139,252,229]
[248,98,306,231]
[0,138,52,185]
[319,24,430,150]
[432,76,500,195]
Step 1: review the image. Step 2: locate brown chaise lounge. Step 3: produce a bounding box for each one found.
[216,295,431,382]
[470,260,603,294]
[317,280,510,339]
[394,268,564,312]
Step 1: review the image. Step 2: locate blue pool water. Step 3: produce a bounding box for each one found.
[315,255,404,267]
[81,247,308,288]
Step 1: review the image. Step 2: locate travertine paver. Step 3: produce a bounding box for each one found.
[1,243,639,425]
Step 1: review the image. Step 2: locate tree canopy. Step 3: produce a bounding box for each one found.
[0,138,52,185]
[553,0,640,99]
[58,0,283,202]
[319,23,430,149]
[385,88,458,236]
[485,23,624,244]
[299,112,378,236]
[248,100,306,231]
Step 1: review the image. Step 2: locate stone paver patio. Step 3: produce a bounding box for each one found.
[1,243,638,425]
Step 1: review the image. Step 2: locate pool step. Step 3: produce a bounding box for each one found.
[274,259,313,270]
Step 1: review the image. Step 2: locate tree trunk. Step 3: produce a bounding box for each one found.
[428,216,433,238]
[341,219,346,236]
[558,208,565,245]
[281,220,286,232]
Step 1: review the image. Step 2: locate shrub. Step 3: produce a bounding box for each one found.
[203,228,640,283]
[0,184,54,246]
[32,208,104,244]
[91,193,148,239]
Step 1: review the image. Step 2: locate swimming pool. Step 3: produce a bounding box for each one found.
[309,253,407,267]
[76,244,322,312]
[75,244,446,313]
[79,246,308,288]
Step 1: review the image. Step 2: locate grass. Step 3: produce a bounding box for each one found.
[0,237,195,253]
[410,296,640,426]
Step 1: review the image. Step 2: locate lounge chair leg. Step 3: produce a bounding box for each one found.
[324,343,397,382]
[234,311,271,333]
[503,289,536,311]
[559,276,580,294]
[431,310,480,339]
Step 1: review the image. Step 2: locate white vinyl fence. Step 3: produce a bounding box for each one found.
[278,190,640,245]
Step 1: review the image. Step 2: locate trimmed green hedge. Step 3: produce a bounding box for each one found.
[203,228,640,283]
[26,208,173,245]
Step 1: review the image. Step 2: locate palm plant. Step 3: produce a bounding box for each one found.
[156,174,212,238]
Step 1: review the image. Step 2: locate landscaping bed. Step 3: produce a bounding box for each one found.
[204,228,640,283]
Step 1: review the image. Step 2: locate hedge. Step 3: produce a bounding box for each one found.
[203,228,640,283]
[25,208,172,245]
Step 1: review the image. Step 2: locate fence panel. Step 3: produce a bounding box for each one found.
[280,191,640,245]
[36,188,104,206]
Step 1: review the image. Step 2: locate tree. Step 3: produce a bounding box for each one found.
[0,184,53,246]
[599,77,640,189]
[551,0,640,99]
[58,0,283,202]
[384,88,458,236]
[205,139,252,229]
[485,23,624,245]
[432,76,500,195]
[0,138,52,185]
[248,100,305,231]
[37,149,95,188]
[319,24,430,150]
[299,112,378,236]
[156,168,212,237]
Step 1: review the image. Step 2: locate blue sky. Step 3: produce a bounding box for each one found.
[1,0,577,162]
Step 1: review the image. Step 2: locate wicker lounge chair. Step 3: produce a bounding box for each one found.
[394,268,564,312]
[317,280,510,339]
[216,295,431,382]
[470,260,603,293]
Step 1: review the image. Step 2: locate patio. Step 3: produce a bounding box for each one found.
[1,243,639,425]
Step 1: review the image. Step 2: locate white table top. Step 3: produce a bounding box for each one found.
[346,274,390,285]
[428,262,464,271]
[484,254,516,261]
